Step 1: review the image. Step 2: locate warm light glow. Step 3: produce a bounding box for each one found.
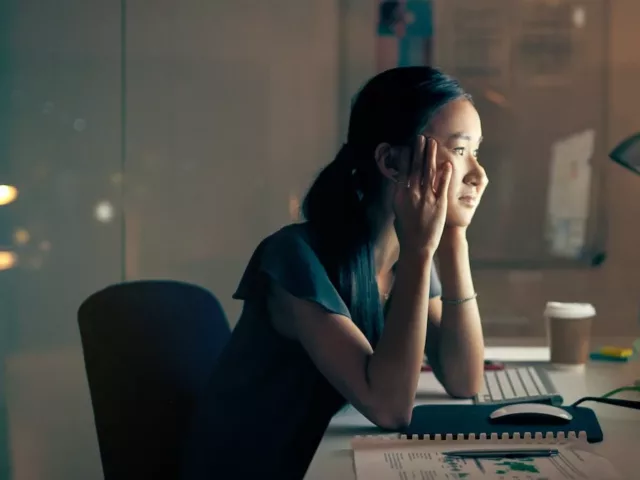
[0,251,17,271]
[0,185,18,206]
[94,201,114,223]
[14,228,30,245]
[484,90,508,108]
[288,192,301,221]
[572,6,586,28]
[110,172,123,185]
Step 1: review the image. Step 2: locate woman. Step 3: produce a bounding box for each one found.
[181,66,488,479]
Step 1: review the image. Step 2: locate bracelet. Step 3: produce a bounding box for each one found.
[441,292,477,305]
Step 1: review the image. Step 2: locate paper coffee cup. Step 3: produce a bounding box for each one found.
[544,302,596,369]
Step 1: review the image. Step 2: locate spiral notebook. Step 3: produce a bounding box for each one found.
[352,433,621,479]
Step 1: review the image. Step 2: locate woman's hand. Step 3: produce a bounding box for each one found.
[393,135,452,256]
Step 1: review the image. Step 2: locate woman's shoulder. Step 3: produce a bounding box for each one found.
[263,221,314,246]
[234,222,350,317]
[256,222,325,263]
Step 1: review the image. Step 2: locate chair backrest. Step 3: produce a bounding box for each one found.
[78,280,231,480]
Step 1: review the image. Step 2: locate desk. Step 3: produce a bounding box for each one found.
[305,340,640,479]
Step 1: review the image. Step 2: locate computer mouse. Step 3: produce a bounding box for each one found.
[488,403,573,425]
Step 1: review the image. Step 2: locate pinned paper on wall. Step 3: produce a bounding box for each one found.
[546,129,595,258]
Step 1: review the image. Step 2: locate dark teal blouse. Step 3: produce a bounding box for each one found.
[180,223,441,479]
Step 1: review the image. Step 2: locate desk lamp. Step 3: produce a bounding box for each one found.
[609,133,640,176]
[608,133,640,384]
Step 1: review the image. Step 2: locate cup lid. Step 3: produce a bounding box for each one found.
[544,301,596,319]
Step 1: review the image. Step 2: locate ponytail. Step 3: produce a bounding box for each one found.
[303,144,361,227]
[302,144,384,346]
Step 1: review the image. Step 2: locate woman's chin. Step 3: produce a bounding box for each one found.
[446,210,475,228]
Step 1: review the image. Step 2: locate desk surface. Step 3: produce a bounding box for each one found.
[305,339,640,480]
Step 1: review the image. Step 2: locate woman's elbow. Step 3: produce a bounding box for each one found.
[369,403,413,431]
[443,378,482,399]
[437,364,483,399]
[372,412,412,431]
[445,386,478,399]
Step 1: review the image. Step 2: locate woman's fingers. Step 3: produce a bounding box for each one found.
[437,162,452,200]
[423,137,438,196]
[409,136,425,189]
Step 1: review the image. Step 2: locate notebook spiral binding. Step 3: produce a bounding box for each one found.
[352,430,588,448]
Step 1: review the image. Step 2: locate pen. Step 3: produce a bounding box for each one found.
[443,448,559,459]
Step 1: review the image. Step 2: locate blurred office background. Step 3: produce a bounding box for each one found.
[1,0,639,478]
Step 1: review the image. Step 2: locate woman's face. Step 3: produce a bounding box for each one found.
[426,98,488,228]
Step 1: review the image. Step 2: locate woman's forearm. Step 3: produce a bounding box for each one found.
[431,235,484,398]
[367,251,434,426]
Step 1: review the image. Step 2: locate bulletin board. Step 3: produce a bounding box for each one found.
[376,0,610,268]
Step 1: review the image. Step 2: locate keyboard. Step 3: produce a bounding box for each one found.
[475,365,563,406]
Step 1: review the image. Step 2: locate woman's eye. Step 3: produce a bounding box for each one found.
[453,147,465,156]
[473,149,479,158]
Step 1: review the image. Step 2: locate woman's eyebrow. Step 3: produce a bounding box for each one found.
[447,132,483,143]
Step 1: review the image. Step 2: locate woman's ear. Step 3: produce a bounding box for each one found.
[374,142,399,182]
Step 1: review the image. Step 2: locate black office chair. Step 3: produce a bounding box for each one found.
[78,280,231,480]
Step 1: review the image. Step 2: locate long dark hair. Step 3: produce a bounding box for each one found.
[302,67,469,346]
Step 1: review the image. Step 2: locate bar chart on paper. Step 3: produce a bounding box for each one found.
[419,449,614,479]
[444,453,542,478]
[352,439,621,479]
[443,450,599,479]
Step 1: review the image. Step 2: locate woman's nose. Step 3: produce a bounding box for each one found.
[464,159,488,188]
